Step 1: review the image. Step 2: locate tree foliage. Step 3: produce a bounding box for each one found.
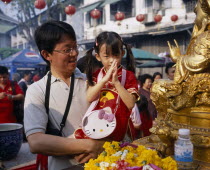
[0,48,20,60]
[10,0,66,50]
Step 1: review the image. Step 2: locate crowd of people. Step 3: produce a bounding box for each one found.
[0,20,176,170]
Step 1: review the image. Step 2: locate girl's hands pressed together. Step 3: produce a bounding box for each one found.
[102,59,117,83]
[112,61,120,86]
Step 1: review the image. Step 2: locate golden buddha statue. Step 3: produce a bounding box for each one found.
[168,0,210,84]
[134,0,210,168]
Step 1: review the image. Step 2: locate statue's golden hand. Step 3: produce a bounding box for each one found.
[167,39,181,61]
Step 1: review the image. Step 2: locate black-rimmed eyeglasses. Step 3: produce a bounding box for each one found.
[53,45,79,55]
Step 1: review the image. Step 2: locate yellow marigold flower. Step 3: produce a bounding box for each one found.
[162,156,178,170]
[136,145,146,154]
[84,142,177,170]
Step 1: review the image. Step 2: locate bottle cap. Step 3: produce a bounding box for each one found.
[179,129,190,135]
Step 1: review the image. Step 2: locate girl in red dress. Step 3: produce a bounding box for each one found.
[75,32,139,141]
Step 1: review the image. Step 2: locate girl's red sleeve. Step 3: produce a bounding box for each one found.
[125,70,139,100]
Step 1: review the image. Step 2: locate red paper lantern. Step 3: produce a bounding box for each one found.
[34,0,46,10]
[154,15,162,23]
[90,9,101,19]
[1,0,12,4]
[171,15,178,22]
[136,14,145,22]
[115,11,125,21]
[65,5,76,15]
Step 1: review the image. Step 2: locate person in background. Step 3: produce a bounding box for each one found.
[18,71,31,95]
[165,62,175,80]
[12,73,21,82]
[0,66,24,123]
[136,94,153,137]
[139,74,157,120]
[24,21,105,170]
[152,72,162,80]
[32,72,41,82]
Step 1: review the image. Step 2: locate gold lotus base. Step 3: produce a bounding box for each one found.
[167,107,210,164]
[194,147,210,164]
[168,107,210,130]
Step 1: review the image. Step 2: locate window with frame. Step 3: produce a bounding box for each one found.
[145,0,153,13]
[163,0,171,9]
[183,0,197,13]
[110,0,135,21]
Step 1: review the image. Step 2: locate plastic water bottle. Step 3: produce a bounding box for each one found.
[174,129,193,169]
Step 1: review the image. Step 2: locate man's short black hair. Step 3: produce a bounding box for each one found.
[165,62,175,74]
[0,66,9,75]
[34,20,76,65]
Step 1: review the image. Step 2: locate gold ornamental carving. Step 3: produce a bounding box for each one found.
[135,0,210,168]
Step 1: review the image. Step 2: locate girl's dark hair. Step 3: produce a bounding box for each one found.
[34,20,76,65]
[152,72,162,80]
[86,31,135,86]
[77,56,102,73]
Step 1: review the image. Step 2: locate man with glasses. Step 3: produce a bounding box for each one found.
[24,21,105,170]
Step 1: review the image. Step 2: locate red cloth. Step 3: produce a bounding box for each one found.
[36,154,48,170]
[11,154,47,170]
[0,80,23,123]
[12,164,37,170]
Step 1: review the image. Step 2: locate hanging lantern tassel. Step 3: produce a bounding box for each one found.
[115,11,125,28]
[90,9,101,27]
[65,5,76,23]
[171,15,178,30]
[136,14,145,31]
[154,15,162,31]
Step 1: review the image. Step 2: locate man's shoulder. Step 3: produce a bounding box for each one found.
[27,75,47,93]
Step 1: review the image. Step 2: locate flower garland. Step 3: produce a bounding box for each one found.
[84,141,177,170]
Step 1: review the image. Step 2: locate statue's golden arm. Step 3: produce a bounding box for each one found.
[167,40,181,62]
[184,53,209,72]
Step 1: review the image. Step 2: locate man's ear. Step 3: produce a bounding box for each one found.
[95,53,101,62]
[41,50,51,62]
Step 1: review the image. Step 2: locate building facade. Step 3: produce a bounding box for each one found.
[79,0,196,53]
[3,0,197,75]
[0,9,18,49]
